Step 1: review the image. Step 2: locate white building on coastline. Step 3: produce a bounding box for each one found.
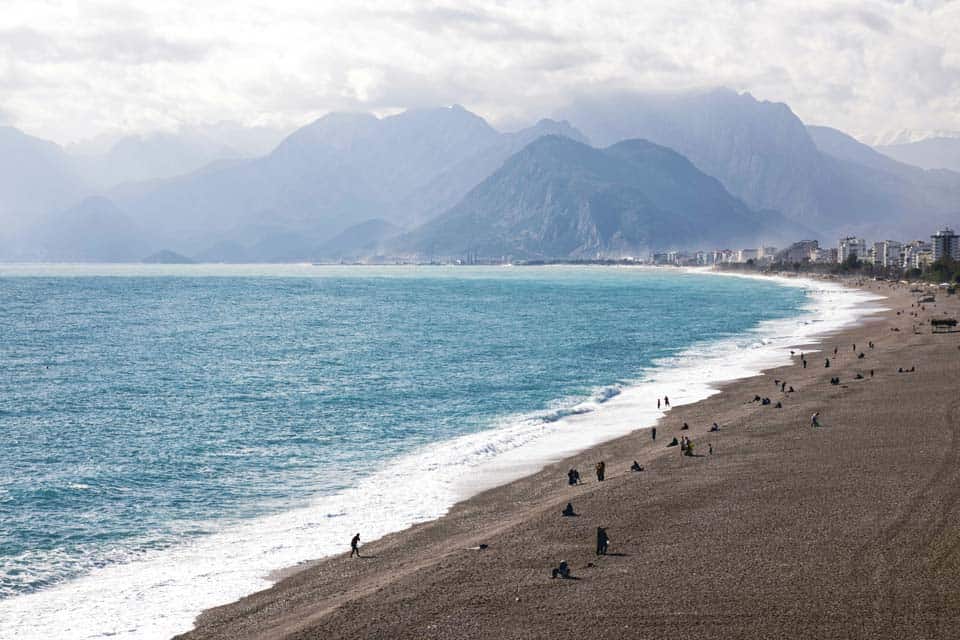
[872,241,902,269]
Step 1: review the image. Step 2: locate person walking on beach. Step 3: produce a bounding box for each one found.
[664,395,670,407]
[350,533,361,558]
[811,412,820,428]
[595,461,606,482]
[596,527,610,555]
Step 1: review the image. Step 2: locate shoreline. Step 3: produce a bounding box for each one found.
[175,273,958,640]
[0,267,843,640]
[0,267,856,640]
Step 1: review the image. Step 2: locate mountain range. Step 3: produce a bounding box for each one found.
[875,137,960,173]
[2,89,959,262]
[394,136,803,259]
[557,88,960,240]
[106,107,585,261]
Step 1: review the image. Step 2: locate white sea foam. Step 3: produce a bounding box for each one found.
[0,273,885,640]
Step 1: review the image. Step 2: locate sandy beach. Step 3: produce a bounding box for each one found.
[176,276,960,640]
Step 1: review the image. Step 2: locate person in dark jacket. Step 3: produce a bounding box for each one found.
[596,527,610,555]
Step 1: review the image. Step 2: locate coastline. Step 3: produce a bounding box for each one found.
[174,273,960,640]
[0,266,839,640]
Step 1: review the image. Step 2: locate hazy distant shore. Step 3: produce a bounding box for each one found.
[172,274,960,640]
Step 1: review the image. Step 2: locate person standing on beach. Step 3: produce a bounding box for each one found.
[664,395,670,406]
[811,412,820,428]
[350,533,361,558]
[596,527,610,555]
[657,398,661,409]
[596,461,606,482]
[652,427,657,441]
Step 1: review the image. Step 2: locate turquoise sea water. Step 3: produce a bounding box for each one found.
[0,265,810,637]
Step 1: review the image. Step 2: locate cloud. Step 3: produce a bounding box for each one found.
[78,29,214,64]
[0,0,956,144]
[0,27,214,65]
[372,6,566,43]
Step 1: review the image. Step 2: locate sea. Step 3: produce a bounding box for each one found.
[0,264,883,639]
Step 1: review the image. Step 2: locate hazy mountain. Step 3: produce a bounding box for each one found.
[807,126,915,176]
[24,196,147,262]
[183,121,291,157]
[804,126,960,237]
[558,89,960,238]
[142,249,195,264]
[395,118,588,227]
[113,106,587,259]
[66,122,292,190]
[0,127,85,234]
[72,131,241,189]
[876,137,960,173]
[315,219,402,260]
[395,136,802,260]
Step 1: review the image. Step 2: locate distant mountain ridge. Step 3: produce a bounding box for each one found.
[394,135,804,260]
[876,137,960,173]
[3,91,960,262]
[559,88,960,239]
[24,196,147,262]
[106,107,588,261]
[0,127,85,234]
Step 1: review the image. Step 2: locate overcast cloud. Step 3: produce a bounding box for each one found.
[0,0,957,145]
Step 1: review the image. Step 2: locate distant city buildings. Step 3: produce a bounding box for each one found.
[639,224,957,272]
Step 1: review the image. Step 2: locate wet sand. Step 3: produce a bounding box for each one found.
[176,277,960,640]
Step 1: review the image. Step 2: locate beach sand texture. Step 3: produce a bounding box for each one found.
[177,279,960,640]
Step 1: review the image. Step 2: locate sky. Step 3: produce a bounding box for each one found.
[0,0,958,146]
